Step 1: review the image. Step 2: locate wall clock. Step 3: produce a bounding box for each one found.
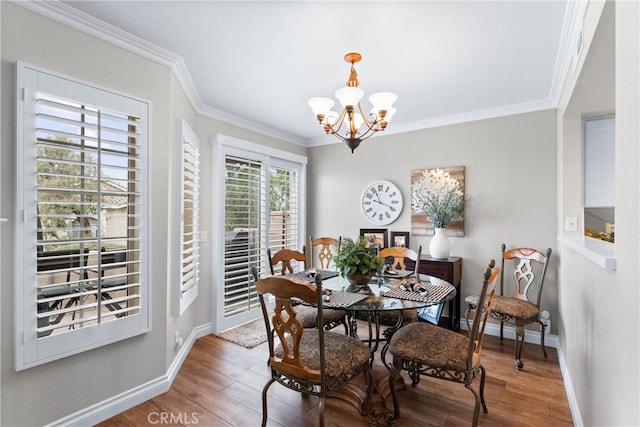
[361,180,403,225]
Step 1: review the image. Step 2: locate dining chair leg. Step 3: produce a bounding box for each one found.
[319,395,326,427]
[478,364,488,413]
[537,319,548,357]
[514,324,526,370]
[466,381,482,427]
[342,317,349,335]
[362,362,373,416]
[386,360,401,426]
[261,378,275,427]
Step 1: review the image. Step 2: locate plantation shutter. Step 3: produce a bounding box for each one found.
[179,123,200,313]
[16,63,149,369]
[35,93,143,336]
[223,154,266,317]
[267,164,301,269]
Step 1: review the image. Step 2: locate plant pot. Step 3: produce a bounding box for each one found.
[346,271,373,286]
[429,228,451,259]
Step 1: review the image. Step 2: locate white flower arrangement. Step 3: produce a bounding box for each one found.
[411,168,466,228]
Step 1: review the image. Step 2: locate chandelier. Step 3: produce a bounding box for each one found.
[308,52,397,153]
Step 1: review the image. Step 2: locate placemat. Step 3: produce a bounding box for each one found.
[286,269,340,282]
[382,284,454,303]
[322,291,369,308]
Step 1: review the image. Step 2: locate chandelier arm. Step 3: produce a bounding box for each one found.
[324,109,348,137]
[356,102,376,127]
[357,123,380,142]
[328,130,349,143]
[355,102,380,141]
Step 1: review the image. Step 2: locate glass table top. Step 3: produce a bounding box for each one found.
[294,271,456,312]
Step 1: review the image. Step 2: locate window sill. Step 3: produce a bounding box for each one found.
[558,234,616,270]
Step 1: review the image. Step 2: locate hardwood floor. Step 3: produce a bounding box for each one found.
[97,323,573,426]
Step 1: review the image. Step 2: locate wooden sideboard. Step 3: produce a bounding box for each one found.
[407,255,462,330]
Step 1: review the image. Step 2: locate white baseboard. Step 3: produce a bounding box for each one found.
[557,345,583,426]
[460,320,559,349]
[50,323,213,427]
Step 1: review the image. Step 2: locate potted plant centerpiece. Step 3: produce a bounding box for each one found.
[412,168,467,259]
[334,236,385,289]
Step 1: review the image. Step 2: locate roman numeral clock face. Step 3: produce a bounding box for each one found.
[361,180,403,225]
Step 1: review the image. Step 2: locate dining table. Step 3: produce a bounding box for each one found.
[286,268,457,368]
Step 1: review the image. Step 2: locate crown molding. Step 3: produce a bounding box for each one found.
[14,0,579,149]
[547,0,589,106]
[308,97,557,147]
[12,0,306,147]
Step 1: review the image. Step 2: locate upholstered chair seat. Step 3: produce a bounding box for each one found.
[490,296,540,321]
[295,305,350,329]
[275,330,371,383]
[389,322,470,372]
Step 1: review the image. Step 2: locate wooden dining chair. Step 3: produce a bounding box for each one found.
[267,247,348,333]
[307,236,340,270]
[387,260,500,427]
[267,247,306,275]
[464,244,552,370]
[379,245,421,275]
[378,246,422,325]
[254,268,373,427]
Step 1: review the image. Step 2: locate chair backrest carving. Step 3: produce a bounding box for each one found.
[466,260,500,369]
[308,236,340,270]
[255,271,325,382]
[379,246,422,275]
[267,248,306,275]
[500,244,551,306]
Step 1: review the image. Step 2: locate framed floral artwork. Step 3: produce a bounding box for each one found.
[411,166,466,237]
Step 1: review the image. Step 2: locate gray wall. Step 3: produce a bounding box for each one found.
[557,2,639,425]
[0,3,307,425]
[2,1,638,426]
[1,4,173,425]
[307,109,559,332]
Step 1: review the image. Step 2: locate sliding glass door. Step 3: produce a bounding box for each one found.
[213,136,306,332]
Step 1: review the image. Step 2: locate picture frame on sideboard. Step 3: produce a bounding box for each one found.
[359,228,388,249]
[390,231,410,248]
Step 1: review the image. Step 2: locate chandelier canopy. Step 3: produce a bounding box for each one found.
[308,52,397,153]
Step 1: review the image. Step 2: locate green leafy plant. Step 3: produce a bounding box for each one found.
[334,236,385,278]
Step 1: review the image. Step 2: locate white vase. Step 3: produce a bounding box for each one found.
[429,228,451,259]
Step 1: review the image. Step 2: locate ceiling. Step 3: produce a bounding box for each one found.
[53,1,575,147]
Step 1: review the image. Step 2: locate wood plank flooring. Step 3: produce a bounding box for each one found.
[97,323,572,426]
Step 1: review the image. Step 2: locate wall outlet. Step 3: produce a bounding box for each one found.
[541,310,551,330]
[565,216,577,231]
[174,331,183,350]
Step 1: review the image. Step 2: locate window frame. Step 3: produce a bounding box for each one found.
[15,62,151,370]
